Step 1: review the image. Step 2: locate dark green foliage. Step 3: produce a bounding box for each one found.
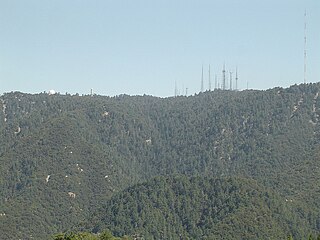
[90,176,310,240]
[306,234,320,240]
[0,83,320,239]
[287,235,320,240]
[52,230,129,240]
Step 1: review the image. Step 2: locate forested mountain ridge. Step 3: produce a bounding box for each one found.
[0,83,320,239]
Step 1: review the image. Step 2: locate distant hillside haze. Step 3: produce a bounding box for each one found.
[0,83,320,239]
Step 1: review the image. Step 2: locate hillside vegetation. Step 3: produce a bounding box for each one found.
[0,83,320,239]
[89,176,310,239]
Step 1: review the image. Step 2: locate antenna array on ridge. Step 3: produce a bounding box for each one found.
[196,64,239,93]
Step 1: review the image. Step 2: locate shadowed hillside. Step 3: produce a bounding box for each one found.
[89,176,311,239]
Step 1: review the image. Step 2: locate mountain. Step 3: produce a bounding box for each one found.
[0,83,320,239]
[88,176,310,239]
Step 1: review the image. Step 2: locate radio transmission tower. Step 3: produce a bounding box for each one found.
[304,9,307,84]
[208,65,212,91]
[229,71,233,90]
[235,68,238,91]
[215,74,218,89]
[222,64,226,90]
[174,81,178,97]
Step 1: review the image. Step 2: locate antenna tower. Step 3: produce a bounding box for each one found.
[222,64,226,90]
[215,74,218,89]
[201,65,204,92]
[208,65,212,91]
[229,71,233,90]
[235,68,238,90]
[174,81,178,97]
[304,9,307,84]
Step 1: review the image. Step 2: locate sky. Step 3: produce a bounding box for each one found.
[0,0,319,97]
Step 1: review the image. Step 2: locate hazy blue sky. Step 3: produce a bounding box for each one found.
[0,0,319,97]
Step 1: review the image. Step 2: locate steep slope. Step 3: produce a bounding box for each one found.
[0,113,115,238]
[0,83,320,239]
[90,176,310,239]
[0,93,166,239]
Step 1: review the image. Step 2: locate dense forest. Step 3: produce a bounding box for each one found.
[0,83,320,239]
[52,230,130,240]
[87,176,312,239]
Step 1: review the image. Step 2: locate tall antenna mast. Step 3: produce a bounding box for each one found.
[215,74,217,89]
[229,71,233,90]
[208,64,211,91]
[235,68,238,91]
[304,9,307,84]
[201,65,204,92]
[222,64,226,90]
